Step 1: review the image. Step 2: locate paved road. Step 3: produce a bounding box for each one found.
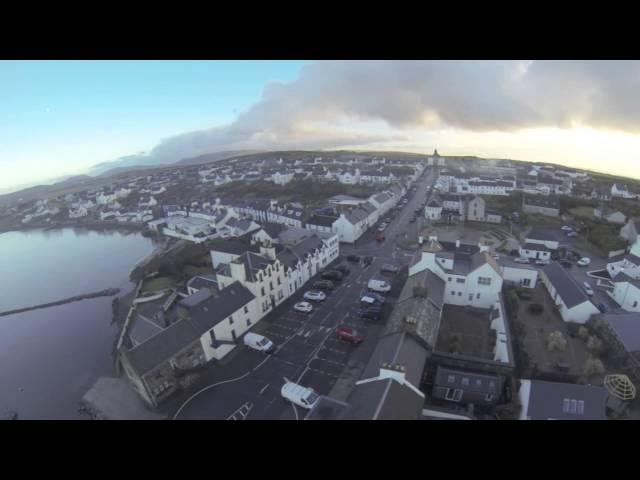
[167,168,438,420]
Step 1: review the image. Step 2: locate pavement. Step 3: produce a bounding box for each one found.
[164,169,438,420]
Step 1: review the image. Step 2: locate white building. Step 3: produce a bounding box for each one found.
[271,171,294,186]
[611,183,636,199]
[519,243,552,261]
[539,262,599,324]
[609,272,640,312]
[525,228,560,250]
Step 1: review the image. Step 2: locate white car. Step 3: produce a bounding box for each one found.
[577,257,591,266]
[535,259,550,265]
[281,380,320,410]
[567,231,578,238]
[561,226,573,231]
[368,279,391,293]
[583,282,594,296]
[293,301,313,313]
[514,257,530,264]
[243,333,275,353]
[304,290,326,302]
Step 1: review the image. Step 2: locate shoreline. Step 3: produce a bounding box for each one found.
[0,288,121,317]
[0,220,146,236]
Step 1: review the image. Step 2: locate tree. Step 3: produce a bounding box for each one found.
[528,303,544,315]
[547,331,567,352]
[587,335,604,354]
[583,357,605,377]
[578,326,590,341]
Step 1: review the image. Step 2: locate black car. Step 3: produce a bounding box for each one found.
[334,265,350,275]
[321,270,343,281]
[363,256,373,266]
[313,280,335,290]
[347,255,361,263]
[360,308,382,320]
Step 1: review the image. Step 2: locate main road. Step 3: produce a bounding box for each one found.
[165,167,438,420]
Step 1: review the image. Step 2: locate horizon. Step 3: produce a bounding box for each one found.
[2,60,640,192]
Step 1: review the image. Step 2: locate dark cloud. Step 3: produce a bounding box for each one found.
[127,60,640,165]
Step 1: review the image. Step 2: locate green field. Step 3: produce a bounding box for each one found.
[141,276,175,293]
[569,206,596,220]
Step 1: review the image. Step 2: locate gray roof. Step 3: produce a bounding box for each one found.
[346,378,425,420]
[435,366,502,395]
[424,270,445,310]
[186,274,218,292]
[599,313,640,353]
[525,380,607,420]
[542,262,590,309]
[624,253,640,266]
[306,214,338,227]
[526,228,558,242]
[185,282,255,335]
[522,242,551,252]
[235,251,276,282]
[612,271,640,289]
[128,313,165,346]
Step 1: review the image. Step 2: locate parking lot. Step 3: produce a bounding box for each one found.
[164,169,436,419]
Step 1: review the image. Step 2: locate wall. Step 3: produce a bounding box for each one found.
[519,247,551,261]
[609,282,640,312]
[501,266,538,289]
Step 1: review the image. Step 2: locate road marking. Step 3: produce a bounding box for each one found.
[304,329,313,338]
[227,402,253,420]
[259,384,269,396]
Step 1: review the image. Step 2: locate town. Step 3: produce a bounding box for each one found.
[3,148,640,420]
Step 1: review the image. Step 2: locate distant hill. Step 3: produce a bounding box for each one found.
[174,150,263,167]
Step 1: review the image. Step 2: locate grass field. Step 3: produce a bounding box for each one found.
[141,276,175,293]
[569,206,596,220]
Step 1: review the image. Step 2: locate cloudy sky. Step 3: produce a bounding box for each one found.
[2,60,640,192]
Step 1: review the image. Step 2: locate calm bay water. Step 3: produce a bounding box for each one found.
[0,227,157,419]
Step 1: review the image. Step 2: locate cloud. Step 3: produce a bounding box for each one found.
[122,60,640,165]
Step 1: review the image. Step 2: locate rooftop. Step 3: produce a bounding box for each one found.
[542,262,591,309]
[598,312,640,353]
[523,380,607,420]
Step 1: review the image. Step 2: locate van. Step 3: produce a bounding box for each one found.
[243,332,275,353]
[368,279,391,293]
[281,380,320,410]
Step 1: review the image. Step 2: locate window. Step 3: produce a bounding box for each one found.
[277,277,281,286]
[451,291,455,296]
[445,388,463,402]
[476,293,480,299]
[461,377,470,386]
[246,319,251,327]
[456,278,465,284]
[261,287,265,296]
[228,315,234,324]
[270,281,274,291]
[448,277,452,282]
[231,330,236,341]
[243,306,248,314]
[634,301,638,308]
[485,394,493,402]
[469,294,473,301]
[478,277,492,286]
[458,292,462,296]
[523,278,531,287]
[447,375,455,384]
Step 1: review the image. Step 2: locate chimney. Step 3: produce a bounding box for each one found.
[229,259,246,282]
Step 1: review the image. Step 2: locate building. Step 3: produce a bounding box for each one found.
[594,207,626,224]
[466,195,502,223]
[592,312,640,381]
[409,237,503,309]
[497,258,538,289]
[432,366,503,406]
[539,262,599,324]
[611,183,637,199]
[522,194,560,217]
[186,274,218,295]
[620,218,640,245]
[609,272,640,312]
[518,380,607,420]
[525,228,560,250]
[425,198,443,220]
[119,281,257,407]
[519,242,552,261]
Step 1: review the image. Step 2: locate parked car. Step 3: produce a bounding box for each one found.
[535,259,550,265]
[304,290,327,302]
[336,326,363,344]
[583,282,594,296]
[294,301,313,313]
[281,380,320,410]
[561,225,573,231]
[577,257,591,266]
[334,265,350,275]
[360,295,378,305]
[381,264,399,274]
[597,303,608,313]
[384,217,392,223]
[364,291,386,303]
[243,333,275,353]
[313,280,335,291]
[378,225,386,232]
[560,260,573,268]
[360,308,382,320]
[368,279,391,292]
[346,255,361,263]
[363,256,373,266]
[321,270,343,281]
[514,257,530,264]
[376,232,385,242]
[567,231,578,238]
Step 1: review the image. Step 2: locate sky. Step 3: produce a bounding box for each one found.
[2,60,640,193]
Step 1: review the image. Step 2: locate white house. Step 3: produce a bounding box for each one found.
[409,237,503,309]
[333,209,368,243]
[519,243,552,261]
[498,261,538,289]
[608,272,640,312]
[69,206,88,218]
[607,252,640,280]
[425,198,443,220]
[594,207,626,224]
[216,245,288,319]
[271,171,294,186]
[525,228,560,250]
[611,183,636,199]
[540,262,599,324]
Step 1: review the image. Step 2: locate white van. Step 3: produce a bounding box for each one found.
[367,279,391,293]
[243,332,275,353]
[281,380,320,410]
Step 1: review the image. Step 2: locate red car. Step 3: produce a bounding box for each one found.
[337,326,363,344]
[376,232,385,242]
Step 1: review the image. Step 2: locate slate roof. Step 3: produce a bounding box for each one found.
[234,251,276,282]
[346,378,425,420]
[523,194,560,209]
[526,228,559,242]
[542,262,590,309]
[524,380,607,420]
[186,274,218,292]
[434,366,502,396]
[424,270,445,310]
[305,214,338,228]
[598,313,640,353]
[612,271,640,289]
[521,242,551,252]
